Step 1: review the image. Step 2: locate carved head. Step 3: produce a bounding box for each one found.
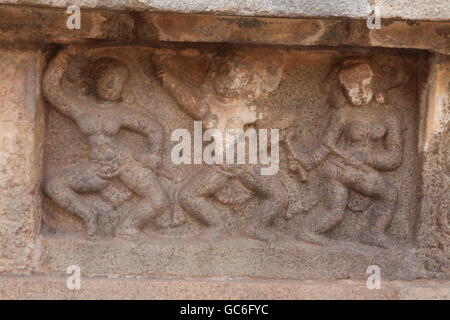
[92,58,129,102]
[338,60,374,106]
[209,54,254,98]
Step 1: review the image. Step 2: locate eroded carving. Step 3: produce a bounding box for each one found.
[152,49,288,242]
[42,46,422,255]
[43,49,170,239]
[37,43,446,282]
[288,58,404,248]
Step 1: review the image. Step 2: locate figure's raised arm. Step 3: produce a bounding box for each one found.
[43,51,84,119]
[152,53,208,120]
[119,109,164,156]
[368,112,403,171]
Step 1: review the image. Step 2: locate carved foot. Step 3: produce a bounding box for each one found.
[91,198,114,236]
[114,227,146,242]
[359,231,396,249]
[195,227,228,242]
[295,230,331,246]
[245,226,278,243]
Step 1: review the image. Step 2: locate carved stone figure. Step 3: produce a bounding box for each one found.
[289,58,404,248]
[152,49,288,242]
[43,50,170,239]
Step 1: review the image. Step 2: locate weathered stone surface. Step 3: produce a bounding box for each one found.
[34,44,447,285]
[0,6,448,55]
[0,0,449,21]
[0,5,135,43]
[0,1,449,300]
[417,54,450,257]
[0,47,46,272]
[369,21,450,55]
[0,276,449,300]
[41,46,422,243]
[38,235,429,280]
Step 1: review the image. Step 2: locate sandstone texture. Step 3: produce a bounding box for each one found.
[0,0,448,21]
[0,1,448,300]
[0,276,449,300]
[0,48,46,273]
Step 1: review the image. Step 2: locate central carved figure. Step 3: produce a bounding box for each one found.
[153,50,288,242]
[43,51,170,239]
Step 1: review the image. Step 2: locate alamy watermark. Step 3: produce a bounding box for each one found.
[171,121,280,176]
[367,5,381,30]
[65,4,381,32]
[66,265,81,290]
[66,5,81,30]
[366,265,381,289]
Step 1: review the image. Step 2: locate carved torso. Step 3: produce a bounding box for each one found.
[76,105,122,162]
[337,103,393,153]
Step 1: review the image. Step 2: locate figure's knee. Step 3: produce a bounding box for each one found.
[324,188,347,213]
[275,189,289,211]
[151,194,170,212]
[380,182,398,205]
[262,180,289,210]
[324,199,346,216]
[178,184,196,208]
[332,206,346,221]
[45,174,80,211]
[45,174,68,199]
[310,205,346,234]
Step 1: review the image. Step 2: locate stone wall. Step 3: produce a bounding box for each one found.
[0,47,46,273]
[0,2,448,299]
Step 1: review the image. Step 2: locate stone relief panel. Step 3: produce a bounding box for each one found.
[42,46,422,244]
[43,47,170,240]
[42,46,184,240]
[276,53,421,248]
[40,44,443,279]
[151,48,287,242]
[286,58,406,249]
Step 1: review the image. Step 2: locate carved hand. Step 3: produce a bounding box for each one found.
[296,153,317,172]
[95,160,121,179]
[330,148,371,170]
[288,156,309,183]
[133,152,161,171]
[288,157,300,172]
[346,151,371,168]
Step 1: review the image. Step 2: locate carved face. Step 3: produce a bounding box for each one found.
[92,58,129,102]
[212,58,253,98]
[339,63,374,106]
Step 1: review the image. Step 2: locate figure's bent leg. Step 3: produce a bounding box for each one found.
[178,166,229,230]
[369,182,398,234]
[45,163,110,236]
[298,176,348,245]
[239,171,289,242]
[351,172,398,248]
[116,161,170,238]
